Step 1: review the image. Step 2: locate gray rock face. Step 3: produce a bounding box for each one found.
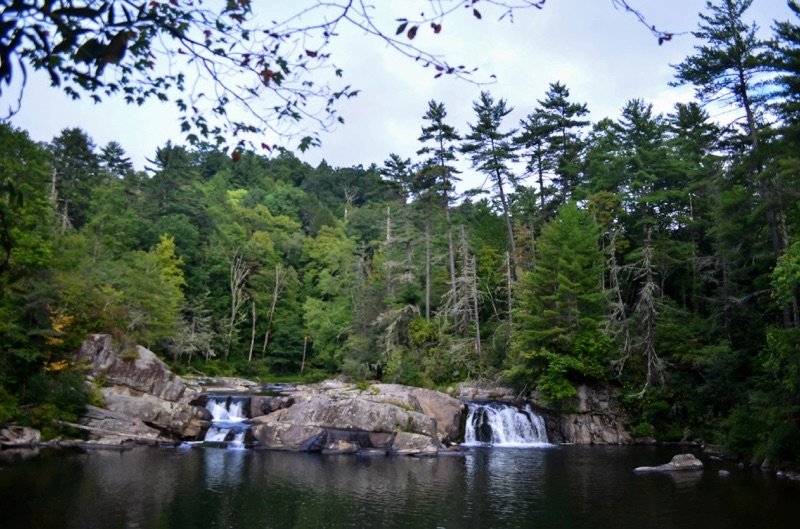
[634,453,704,473]
[556,413,633,444]
[359,384,465,443]
[0,425,41,447]
[74,334,211,441]
[249,381,457,455]
[249,395,295,418]
[539,385,633,445]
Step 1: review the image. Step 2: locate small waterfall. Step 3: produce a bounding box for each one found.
[203,396,250,449]
[463,402,549,447]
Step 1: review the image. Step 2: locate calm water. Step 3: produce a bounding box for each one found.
[1,445,798,529]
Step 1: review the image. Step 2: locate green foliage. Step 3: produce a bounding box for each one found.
[20,369,89,439]
[509,202,609,402]
[766,422,800,466]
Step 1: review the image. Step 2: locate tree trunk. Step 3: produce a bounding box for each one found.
[247,300,257,363]
[226,251,250,359]
[505,251,514,337]
[261,264,285,357]
[471,255,482,360]
[425,223,432,321]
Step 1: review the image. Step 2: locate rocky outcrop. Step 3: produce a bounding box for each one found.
[249,380,463,455]
[536,385,633,444]
[553,412,632,444]
[459,382,632,444]
[634,453,704,473]
[74,334,211,442]
[362,384,465,443]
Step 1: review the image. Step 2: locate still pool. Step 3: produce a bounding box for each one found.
[1,445,797,528]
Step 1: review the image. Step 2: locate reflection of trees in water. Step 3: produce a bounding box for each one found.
[71,448,200,529]
[464,449,549,524]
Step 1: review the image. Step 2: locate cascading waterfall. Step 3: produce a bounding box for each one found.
[463,402,549,447]
[203,396,250,449]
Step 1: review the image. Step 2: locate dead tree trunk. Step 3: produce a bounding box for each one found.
[226,251,250,359]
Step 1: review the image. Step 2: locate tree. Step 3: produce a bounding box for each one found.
[508,203,608,402]
[462,91,519,271]
[48,127,101,231]
[518,81,590,214]
[99,141,134,178]
[672,0,782,258]
[417,100,461,326]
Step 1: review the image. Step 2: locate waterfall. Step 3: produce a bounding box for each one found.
[463,402,549,447]
[202,396,250,449]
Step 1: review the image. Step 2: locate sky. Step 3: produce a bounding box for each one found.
[3,0,795,192]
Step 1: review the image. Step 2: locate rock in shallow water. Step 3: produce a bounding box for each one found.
[634,453,704,473]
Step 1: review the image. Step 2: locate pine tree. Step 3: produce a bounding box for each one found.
[418,100,462,324]
[509,203,608,401]
[518,82,589,213]
[672,0,782,258]
[462,91,519,272]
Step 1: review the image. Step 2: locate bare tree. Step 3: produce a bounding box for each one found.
[261,264,286,358]
[226,250,250,359]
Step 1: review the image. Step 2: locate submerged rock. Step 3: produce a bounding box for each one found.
[634,453,704,473]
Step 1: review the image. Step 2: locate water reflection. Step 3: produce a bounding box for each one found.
[1,446,797,529]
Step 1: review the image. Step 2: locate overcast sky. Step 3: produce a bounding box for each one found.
[4,0,794,191]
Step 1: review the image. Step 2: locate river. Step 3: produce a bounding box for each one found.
[0,445,797,528]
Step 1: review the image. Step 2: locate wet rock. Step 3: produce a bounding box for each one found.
[634,453,704,473]
[0,425,41,447]
[457,384,517,402]
[393,431,442,455]
[718,470,731,477]
[249,395,294,418]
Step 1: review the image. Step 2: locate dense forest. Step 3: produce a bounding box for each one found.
[1,0,799,465]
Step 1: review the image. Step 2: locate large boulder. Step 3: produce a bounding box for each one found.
[74,334,210,441]
[249,381,460,455]
[73,405,164,445]
[634,453,704,473]
[367,384,465,443]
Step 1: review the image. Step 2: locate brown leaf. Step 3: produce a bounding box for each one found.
[473,8,482,19]
[231,150,242,163]
[407,25,418,40]
[431,22,442,34]
[305,49,318,58]
[396,21,408,35]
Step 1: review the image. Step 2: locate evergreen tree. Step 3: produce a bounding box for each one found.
[518,82,589,214]
[672,0,782,258]
[462,91,519,271]
[509,203,608,402]
[48,128,101,231]
[99,141,134,179]
[417,100,462,328]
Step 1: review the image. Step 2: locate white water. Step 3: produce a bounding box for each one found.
[203,397,249,449]
[205,398,247,422]
[463,402,549,447]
